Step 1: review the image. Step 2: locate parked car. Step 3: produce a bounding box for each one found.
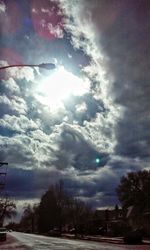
[0,228,7,241]
[69,228,76,234]
[48,228,61,237]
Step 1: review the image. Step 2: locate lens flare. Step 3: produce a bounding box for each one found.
[35,67,89,112]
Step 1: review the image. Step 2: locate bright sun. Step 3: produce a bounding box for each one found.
[35,66,89,111]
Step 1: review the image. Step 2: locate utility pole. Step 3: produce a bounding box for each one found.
[0,162,8,191]
[0,162,8,226]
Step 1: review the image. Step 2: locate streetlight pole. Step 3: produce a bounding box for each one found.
[0,162,8,191]
[0,63,56,71]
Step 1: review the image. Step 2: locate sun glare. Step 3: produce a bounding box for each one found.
[35,67,89,111]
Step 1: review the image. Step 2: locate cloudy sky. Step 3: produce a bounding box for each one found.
[0,0,150,209]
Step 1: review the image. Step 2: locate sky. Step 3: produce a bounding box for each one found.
[0,0,150,210]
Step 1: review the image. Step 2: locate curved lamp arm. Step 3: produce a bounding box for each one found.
[0,63,56,70]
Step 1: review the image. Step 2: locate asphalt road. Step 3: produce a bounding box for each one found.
[0,232,150,250]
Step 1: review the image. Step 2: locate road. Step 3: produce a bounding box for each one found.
[0,232,150,250]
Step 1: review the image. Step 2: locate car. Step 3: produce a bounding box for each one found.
[48,228,61,237]
[0,227,7,241]
[69,228,76,234]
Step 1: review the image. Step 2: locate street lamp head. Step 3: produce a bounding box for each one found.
[0,162,8,165]
[38,63,56,70]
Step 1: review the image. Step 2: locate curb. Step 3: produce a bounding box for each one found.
[62,234,150,245]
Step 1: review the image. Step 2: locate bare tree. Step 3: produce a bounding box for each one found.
[0,196,16,226]
[19,203,39,233]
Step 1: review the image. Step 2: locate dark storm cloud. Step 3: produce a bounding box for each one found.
[0,136,36,168]
[60,164,120,208]
[5,165,119,209]
[108,158,142,179]
[51,124,109,171]
[57,0,150,206]
[94,0,150,161]
[61,0,150,164]
[6,168,34,199]
[5,167,62,199]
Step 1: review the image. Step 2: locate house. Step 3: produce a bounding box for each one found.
[93,205,125,236]
[126,205,150,235]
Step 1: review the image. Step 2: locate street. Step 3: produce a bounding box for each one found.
[0,232,150,250]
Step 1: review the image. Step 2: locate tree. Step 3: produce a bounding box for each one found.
[19,203,39,233]
[116,170,150,228]
[0,197,16,226]
[68,198,92,236]
[38,181,69,234]
[117,170,150,209]
[38,181,93,235]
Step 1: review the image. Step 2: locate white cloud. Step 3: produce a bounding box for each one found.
[1,78,20,95]
[6,67,35,82]
[0,95,27,115]
[0,1,6,13]
[59,0,122,154]
[75,102,87,113]
[0,115,38,133]
[47,22,64,38]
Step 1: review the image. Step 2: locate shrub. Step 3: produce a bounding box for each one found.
[123,229,143,244]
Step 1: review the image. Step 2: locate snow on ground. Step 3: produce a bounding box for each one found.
[1,232,150,250]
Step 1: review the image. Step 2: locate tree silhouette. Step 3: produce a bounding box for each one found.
[117,170,150,209]
[0,197,16,226]
[38,181,92,235]
[20,203,39,233]
[38,181,69,234]
[116,170,150,228]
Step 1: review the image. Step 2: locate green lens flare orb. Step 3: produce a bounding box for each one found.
[95,158,100,163]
